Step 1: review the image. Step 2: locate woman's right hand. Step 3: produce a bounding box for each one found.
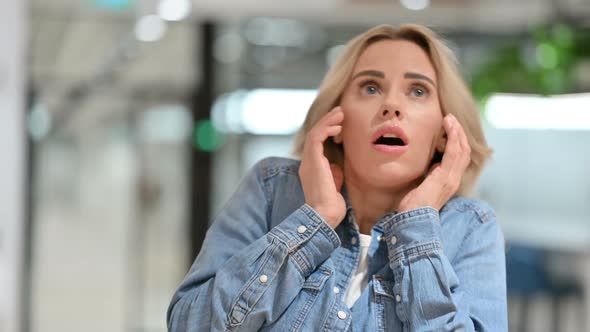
[299,107,346,229]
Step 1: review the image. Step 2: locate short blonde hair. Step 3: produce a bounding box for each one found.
[293,24,492,196]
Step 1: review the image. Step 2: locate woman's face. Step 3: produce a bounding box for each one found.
[339,39,444,190]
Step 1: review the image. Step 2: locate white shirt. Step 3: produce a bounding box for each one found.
[343,233,372,308]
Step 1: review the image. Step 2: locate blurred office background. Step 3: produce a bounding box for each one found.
[2,0,590,331]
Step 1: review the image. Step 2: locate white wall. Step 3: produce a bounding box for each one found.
[478,126,590,250]
[0,0,27,331]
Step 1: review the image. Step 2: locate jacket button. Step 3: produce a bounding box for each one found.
[259,275,268,283]
[337,311,347,320]
[390,236,398,245]
[297,225,307,234]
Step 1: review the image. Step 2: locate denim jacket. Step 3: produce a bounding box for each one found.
[167,157,507,331]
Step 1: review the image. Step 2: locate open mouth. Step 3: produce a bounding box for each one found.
[371,125,409,153]
[374,135,407,146]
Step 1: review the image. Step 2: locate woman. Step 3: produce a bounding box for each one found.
[168,24,507,331]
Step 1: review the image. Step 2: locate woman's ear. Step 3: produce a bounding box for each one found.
[333,134,343,144]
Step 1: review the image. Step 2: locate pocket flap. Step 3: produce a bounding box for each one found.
[302,266,332,290]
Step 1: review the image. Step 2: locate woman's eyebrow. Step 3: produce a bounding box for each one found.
[404,72,436,87]
[351,70,385,80]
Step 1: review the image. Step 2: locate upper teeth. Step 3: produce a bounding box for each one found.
[382,134,398,138]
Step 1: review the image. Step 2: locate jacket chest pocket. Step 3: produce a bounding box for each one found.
[302,266,332,291]
[289,266,333,332]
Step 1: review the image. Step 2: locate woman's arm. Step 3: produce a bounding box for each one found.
[167,159,340,331]
[382,205,507,331]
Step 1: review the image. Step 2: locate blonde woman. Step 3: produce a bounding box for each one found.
[168,24,507,331]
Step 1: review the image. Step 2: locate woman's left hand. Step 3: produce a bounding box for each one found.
[398,114,471,213]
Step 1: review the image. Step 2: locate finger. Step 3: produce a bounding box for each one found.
[450,116,471,169]
[303,108,344,164]
[317,107,344,127]
[307,111,343,144]
[306,125,342,164]
[442,116,470,187]
[324,109,344,127]
[310,125,342,145]
[441,115,461,166]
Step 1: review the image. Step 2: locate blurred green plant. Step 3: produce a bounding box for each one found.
[470,23,590,102]
[193,119,225,152]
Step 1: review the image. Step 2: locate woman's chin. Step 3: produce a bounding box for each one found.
[361,166,418,190]
[344,157,422,189]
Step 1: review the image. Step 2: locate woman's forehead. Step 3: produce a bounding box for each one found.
[353,39,437,80]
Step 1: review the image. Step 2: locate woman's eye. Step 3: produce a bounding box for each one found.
[411,86,428,98]
[360,81,380,95]
[365,85,378,94]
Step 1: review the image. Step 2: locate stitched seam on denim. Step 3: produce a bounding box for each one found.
[317,222,340,249]
[258,159,272,204]
[445,198,494,224]
[290,288,320,332]
[302,266,332,289]
[227,240,280,327]
[474,207,494,223]
[373,284,385,332]
[267,229,291,251]
[392,267,407,326]
[390,241,442,263]
[386,207,438,225]
[319,292,338,332]
[385,212,438,231]
[267,227,291,249]
[343,315,353,331]
[256,160,274,233]
[291,249,312,276]
[267,215,320,253]
[260,158,300,181]
[301,204,341,247]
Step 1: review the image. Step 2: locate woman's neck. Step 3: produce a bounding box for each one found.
[344,169,419,235]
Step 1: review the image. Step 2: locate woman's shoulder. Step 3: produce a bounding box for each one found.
[441,196,496,223]
[253,156,302,180]
[439,197,503,261]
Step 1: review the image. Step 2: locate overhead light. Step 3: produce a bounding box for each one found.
[134,15,167,42]
[485,93,590,130]
[400,0,430,11]
[157,0,191,22]
[92,0,131,10]
[212,89,317,135]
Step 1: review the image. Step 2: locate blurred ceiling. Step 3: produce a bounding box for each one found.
[29,0,590,135]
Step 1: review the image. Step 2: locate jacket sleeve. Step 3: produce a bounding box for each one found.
[167,159,341,331]
[381,206,507,331]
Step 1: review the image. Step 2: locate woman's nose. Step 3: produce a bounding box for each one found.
[382,108,402,118]
[380,90,404,120]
